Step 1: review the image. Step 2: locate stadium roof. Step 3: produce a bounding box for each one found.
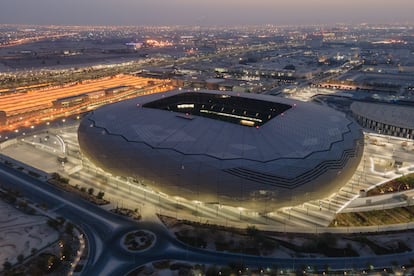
[351,101,414,129]
[79,89,363,209]
[87,90,353,168]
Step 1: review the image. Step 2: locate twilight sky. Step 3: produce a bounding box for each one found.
[1,0,413,26]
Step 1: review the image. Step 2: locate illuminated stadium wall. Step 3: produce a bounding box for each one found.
[78,90,364,211]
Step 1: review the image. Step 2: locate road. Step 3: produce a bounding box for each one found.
[2,161,414,274]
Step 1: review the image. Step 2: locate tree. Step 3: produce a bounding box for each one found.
[40,203,48,210]
[246,225,259,239]
[87,187,94,195]
[62,246,73,259]
[60,177,69,184]
[18,200,28,209]
[3,261,12,271]
[17,254,24,263]
[391,260,399,268]
[228,262,245,274]
[206,265,219,276]
[57,216,66,226]
[47,218,59,230]
[51,172,60,180]
[65,222,74,235]
[97,191,105,199]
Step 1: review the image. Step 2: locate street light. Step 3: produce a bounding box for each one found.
[238,207,244,220]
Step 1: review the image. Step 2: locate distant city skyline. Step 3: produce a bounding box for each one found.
[1,0,414,26]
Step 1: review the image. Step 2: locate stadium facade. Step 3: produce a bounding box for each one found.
[351,101,414,139]
[78,90,364,211]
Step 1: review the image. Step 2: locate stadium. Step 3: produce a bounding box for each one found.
[78,90,364,212]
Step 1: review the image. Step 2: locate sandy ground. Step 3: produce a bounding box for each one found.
[0,200,59,265]
[1,143,62,173]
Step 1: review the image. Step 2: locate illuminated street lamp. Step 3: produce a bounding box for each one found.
[238,206,244,220]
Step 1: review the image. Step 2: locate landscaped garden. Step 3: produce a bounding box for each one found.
[367,173,414,196]
[331,206,414,227]
[110,207,141,221]
[158,215,414,259]
[48,173,109,205]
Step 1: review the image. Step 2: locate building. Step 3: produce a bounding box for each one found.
[78,90,363,211]
[52,94,89,109]
[351,101,414,139]
[104,85,130,95]
[0,75,167,130]
[0,111,6,126]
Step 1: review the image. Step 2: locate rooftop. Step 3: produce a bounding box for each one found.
[87,89,355,164]
[351,101,414,129]
[143,92,291,127]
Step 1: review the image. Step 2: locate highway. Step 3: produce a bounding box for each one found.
[2,161,414,275]
[0,161,135,275]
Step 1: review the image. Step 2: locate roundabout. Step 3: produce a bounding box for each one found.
[3,140,414,275]
[122,230,156,252]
